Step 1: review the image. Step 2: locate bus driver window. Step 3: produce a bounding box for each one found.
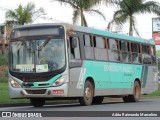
[69,37,80,59]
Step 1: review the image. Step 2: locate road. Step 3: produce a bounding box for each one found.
[0,98,160,120]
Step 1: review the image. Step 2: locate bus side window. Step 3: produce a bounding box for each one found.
[120,41,131,63]
[108,38,120,61]
[69,37,81,59]
[131,43,139,63]
[93,36,108,61]
[142,45,151,64]
[84,34,94,59]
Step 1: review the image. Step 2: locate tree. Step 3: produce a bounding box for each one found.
[53,0,106,26]
[108,0,160,36]
[5,2,45,25]
[157,50,160,57]
[156,50,160,74]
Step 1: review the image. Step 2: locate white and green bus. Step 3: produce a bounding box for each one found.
[8,23,158,107]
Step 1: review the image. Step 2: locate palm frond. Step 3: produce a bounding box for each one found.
[103,0,120,6]
[112,10,128,26]
[86,0,102,8]
[5,10,17,20]
[5,2,43,25]
[137,1,160,15]
[53,0,79,9]
[25,2,35,12]
[107,19,115,31]
[86,9,106,20]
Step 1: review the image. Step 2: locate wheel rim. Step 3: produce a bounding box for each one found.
[134,84,140,100]
[85,87,92,100]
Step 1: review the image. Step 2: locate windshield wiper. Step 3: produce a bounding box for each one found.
[37,36,52,51]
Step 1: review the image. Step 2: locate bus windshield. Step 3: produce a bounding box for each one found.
[10,37,65,73]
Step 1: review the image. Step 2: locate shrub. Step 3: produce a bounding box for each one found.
[0,53,8,65]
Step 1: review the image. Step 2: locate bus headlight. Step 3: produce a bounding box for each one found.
[10,79,21,88]
[53,75,68,87]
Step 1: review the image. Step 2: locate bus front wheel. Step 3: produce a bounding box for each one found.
[30,98,45,107]
[79,81,94,106]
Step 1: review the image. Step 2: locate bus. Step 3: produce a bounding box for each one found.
[8,23,158,107]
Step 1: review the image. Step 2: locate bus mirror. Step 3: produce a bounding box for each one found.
[72,37,78,48]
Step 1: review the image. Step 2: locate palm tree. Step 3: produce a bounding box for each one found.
[108,0,160,36]
[54,0,106,26]
[5,2,45,25]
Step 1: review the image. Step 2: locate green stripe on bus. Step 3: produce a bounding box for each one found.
[31,74,61,88]
[90,29,154,45]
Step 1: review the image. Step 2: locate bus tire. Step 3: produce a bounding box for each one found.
[128,81,141,102]
[123,96,129,102]
[92,96,104,104]
[79,81,94,106]
[30,98,45,107]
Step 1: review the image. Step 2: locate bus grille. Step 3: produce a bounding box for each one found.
[18,76,53,82]
[25,89,46,94]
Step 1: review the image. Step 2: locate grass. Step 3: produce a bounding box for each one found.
[0,82,29,104]
[141,84,160,97]
[0,77,8,83]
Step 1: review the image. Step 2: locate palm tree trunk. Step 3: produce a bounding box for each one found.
[129,15,133,36]
[80,9,84,26]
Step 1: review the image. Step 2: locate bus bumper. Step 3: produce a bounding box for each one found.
[8,82,69,99]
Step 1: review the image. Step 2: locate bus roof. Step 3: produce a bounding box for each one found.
[72,25,155,45]
[13,23,155,45]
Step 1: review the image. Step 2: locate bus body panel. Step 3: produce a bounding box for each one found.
[82,60,158,96]
[68,67,84,97]
[141,66,158,94]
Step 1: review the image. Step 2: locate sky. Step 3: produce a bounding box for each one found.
[0,0,160,49]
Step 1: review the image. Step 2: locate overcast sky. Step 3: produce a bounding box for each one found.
[0,0,160,49]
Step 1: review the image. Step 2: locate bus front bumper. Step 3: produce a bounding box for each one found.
[9,83,68,99]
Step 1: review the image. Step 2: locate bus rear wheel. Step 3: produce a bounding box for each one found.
[30,98,45,107]
[123,81,141,102]
[79,81,94,106]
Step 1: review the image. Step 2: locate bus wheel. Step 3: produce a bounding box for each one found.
[128,81,141,102]
[123,81,141,102]
[79,81,94,106]
[30,98,45,107]
[92,96,104,104]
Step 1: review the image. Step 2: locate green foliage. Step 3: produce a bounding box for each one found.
[108,0,160,36]
[55,0,105,26]
[0,54,8,65]
[157,50,160,57]
[5,2,45,25]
